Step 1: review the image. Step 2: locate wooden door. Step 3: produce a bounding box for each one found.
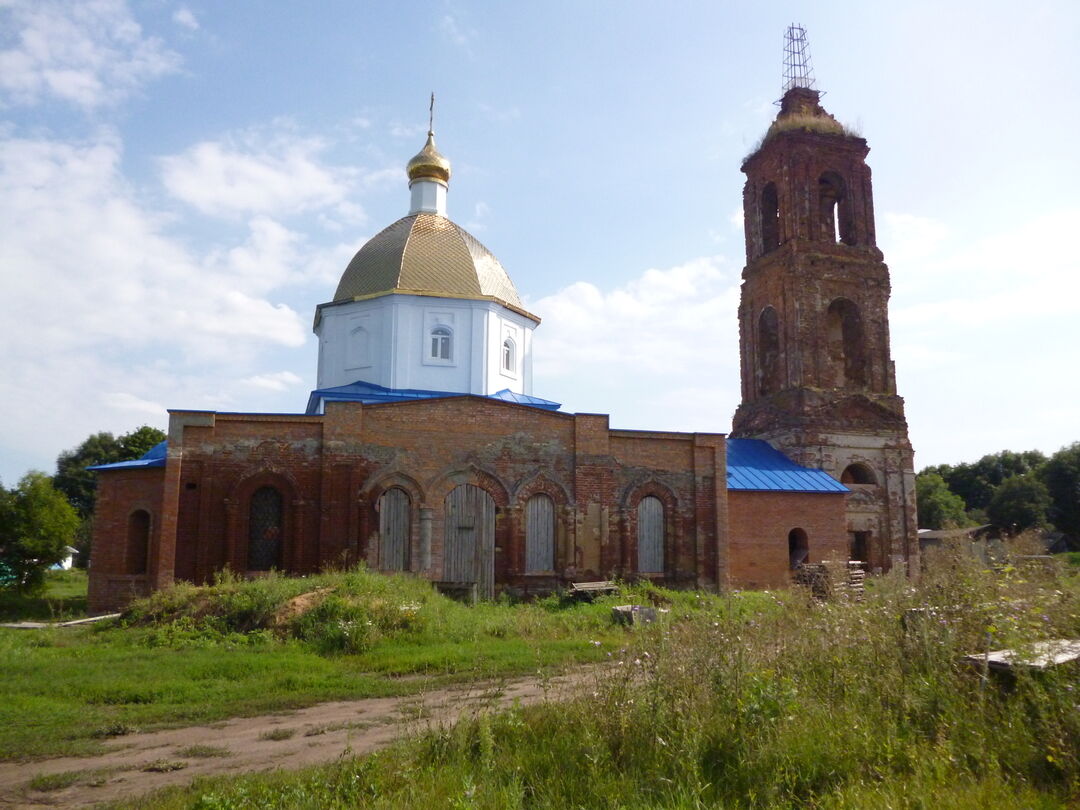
[444,484,496,598]
[637,496,664,573]
[378,488,410,571]
[525,494,555,573]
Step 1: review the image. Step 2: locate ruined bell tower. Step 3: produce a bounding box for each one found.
[731,26,918,573]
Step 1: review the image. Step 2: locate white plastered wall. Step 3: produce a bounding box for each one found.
[315,293,535,395]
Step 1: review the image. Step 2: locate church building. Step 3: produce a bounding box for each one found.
[87,59,917,613]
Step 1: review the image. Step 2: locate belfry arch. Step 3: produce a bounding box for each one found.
[760,182,780,252]
[818,171,855,245]
[826,298,867,387]
[757,306,782,396]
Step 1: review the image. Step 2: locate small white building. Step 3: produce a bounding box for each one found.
[312,130,539,403]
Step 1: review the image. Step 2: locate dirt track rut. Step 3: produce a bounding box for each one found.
[0,669,596,809]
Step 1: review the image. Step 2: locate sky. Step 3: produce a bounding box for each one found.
[1,0,1078,486]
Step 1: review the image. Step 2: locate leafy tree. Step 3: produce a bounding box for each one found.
[923,450,1047,515]
[1042,442,1080,539]
[120,425,166,459]
[53,426,166,519]
[915,472,969,530]
[987,475,1051,535]
[0,473,80,592]
[54,432,123,518]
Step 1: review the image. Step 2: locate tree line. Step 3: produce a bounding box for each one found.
[0,426,165,592]
[916,444,1080,540]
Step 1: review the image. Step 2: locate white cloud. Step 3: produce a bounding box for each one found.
[0,131,317,480]
[532,256,741,432]
[101,391,167,417]
[466,201,490,232]
[389,122,426,139]
[242,371,303,391]
[0,0,180,109]
[439,14,475,55]
[161,132,352,219]
[477,102,520,125]
[171,7,199,31]
[883,208,1080,467]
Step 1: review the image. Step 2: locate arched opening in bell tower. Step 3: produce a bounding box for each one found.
[826,298,867,387]
[818,171,855,246]
[757,306,782,396]
[760,182,780,253]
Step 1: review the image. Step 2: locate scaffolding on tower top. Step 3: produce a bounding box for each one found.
[782,24,816,93]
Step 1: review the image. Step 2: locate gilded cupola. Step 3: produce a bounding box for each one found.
[406,131,452,186]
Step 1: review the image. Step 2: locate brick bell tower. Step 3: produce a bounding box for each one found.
[731,26,918,573]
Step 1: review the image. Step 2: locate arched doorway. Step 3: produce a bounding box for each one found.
[248,486,283,571]
[637,495,664,574]
[444,484,496,598]
[788,528,809,569]
[378,487,410,571]
[525,493,555,573]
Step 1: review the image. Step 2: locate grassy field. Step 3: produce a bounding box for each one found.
[0,568,88,622]
[104,546,1080,809]
[0,568,722,760]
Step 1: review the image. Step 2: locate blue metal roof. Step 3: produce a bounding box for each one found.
[306,380,561,414]
[88,440,168,471]
[726,438,848,493]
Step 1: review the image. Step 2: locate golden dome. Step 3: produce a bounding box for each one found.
[406,131,452,185]
[332,213,538,322]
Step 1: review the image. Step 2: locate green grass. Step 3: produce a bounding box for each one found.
[174,745,231,759]
[26,769,84,792]
[0,569,88,622]
[0,567,652,760]
[108,544,1080,809]
[258,728,295,742]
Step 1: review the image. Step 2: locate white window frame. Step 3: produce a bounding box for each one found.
[501,337,516,374]
[428,325,453,364]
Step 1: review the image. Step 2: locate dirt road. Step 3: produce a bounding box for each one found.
[0,669,596,809]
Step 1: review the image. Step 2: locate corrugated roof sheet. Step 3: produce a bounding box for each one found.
[88,440,168,471]
[726,438,848,493]
[306,380,561,414]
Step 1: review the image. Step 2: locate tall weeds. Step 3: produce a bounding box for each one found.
[132,544,1080,808]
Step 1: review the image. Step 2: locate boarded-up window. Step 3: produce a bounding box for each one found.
[378,487,410,571]
[525,494,555,573]
[637,496,664,574]
[444,484,496,598]
[127,509,150,575]
[248,486,282,571]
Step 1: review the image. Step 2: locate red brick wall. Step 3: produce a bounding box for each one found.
[88,396,847,611]
[88,467,165,613]
[727,490,848,589]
